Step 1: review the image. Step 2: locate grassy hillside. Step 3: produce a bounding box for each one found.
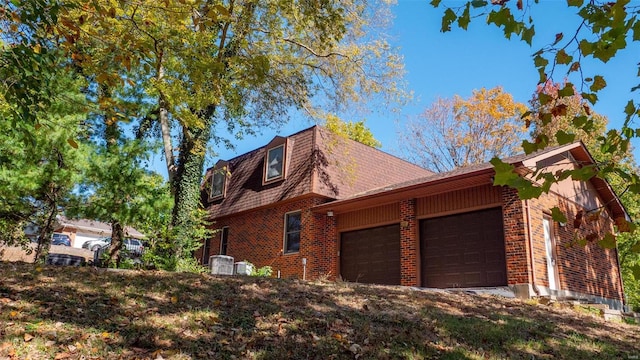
[0,262,638,359]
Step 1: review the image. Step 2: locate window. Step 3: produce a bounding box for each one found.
[202,237,212,265]
[220,227,229,255]
[284,211,301,253]
[265,144,284,182]
[209,167,227,200]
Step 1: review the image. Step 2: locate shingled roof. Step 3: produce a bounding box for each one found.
[313,142,628,221]
[202,126,433,218]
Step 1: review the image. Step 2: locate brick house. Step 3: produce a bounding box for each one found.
[197,126,628,310]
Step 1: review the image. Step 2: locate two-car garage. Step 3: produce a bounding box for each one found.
[339,207,507,288]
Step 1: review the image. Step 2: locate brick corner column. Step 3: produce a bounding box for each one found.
[501,187,531,286]
[400,199,419,286]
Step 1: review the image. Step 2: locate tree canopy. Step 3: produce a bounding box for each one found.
[399,86,527,172]
[431,0,640,225]
[1,0,406,266]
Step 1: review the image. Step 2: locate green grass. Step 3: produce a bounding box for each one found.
[0,262,638,359]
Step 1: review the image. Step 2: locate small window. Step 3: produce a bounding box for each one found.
[284,211,301,253]
[209,167,227,200]
[220,227,229,255]
[265,144,284,182]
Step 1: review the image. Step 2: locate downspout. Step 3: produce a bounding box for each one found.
[525,199,540,296]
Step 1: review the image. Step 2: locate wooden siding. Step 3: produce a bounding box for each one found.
[417,185,502,218]
[337,203,400,231]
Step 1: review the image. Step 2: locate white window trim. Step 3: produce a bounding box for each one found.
[264,144,285,183]
[209,167,228,201]
[283,210,301,254]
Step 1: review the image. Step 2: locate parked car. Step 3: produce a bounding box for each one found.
[51,233,71,246]
[82,237,144,256]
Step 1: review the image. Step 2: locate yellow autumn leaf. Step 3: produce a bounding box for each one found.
[170,296,178,304]
[33,43,41,54]
[67,138,78,149]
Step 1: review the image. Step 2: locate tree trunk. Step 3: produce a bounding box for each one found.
[156,60,176,185]
[106,221,124,267]
[34,205,57,264]
[171,109,214,260]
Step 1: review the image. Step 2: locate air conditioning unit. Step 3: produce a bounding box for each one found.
[234,261,254,276]
[210,255,234,275]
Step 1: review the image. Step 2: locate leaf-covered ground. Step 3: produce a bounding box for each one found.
[0,262,638,359]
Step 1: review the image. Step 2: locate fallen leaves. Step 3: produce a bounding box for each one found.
[0,262,637,360]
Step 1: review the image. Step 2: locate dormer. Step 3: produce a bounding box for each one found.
[262,136,288,185]
[208,160,230,201]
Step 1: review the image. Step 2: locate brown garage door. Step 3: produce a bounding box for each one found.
[420,207,507,288]
[340,224,401,285]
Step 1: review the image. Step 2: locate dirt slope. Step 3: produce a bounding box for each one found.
[0,262,638,359]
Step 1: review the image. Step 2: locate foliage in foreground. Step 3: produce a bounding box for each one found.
[0,262,638,360]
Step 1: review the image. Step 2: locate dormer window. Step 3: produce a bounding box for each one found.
[209,162,229,201]
[262,136,288,185]
[265,145,284,181]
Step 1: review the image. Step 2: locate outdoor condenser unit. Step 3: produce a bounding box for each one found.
[234,261,254,276]
[209,255,234,275]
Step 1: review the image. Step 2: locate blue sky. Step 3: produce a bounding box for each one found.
[148,0,639,176]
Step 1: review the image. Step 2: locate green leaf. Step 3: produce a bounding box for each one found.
[567,0,583,7]
[570,166,597,181]
[576,237,588,247]
[521,139,539,154]
[550,207,568,224]
[632,264,640,279]
[597,233,617,249]
[572,115,588,128]
[441,8,456,32]
[471,0,488,8]
[624,100,636,117]
[214,4,230,17]
[590,75,607,92]
[458,4,471,30]
[556,130,576,145]
[430,0,442,7]
[579,39,594,56]
[517,181,543,199]
[534,54,549,68]
[521,25,535,45]
[581,92,598,105]
[557,84,575,97]
[490,157,518,185]
[538,92,551,106]
[633,18,640,41]
[555,49,572,65]
[631,241,640,253]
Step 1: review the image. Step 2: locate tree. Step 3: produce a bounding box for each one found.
[528,80,608,149]
[529,83,640,310]
[45,0,406,261]
[0,70,88,262]
[399,86,527,172]
[324,115,382,148]
[431,0,640,237]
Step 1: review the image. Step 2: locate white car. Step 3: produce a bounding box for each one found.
[82,237,144,256]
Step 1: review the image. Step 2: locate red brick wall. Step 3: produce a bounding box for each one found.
[528,193,624,301]
[501,187,531,285]
[196,197,331,279]
[399,199,419,286]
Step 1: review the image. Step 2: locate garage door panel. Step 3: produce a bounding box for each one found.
[420,207,507,288]
[340,224,400,285]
